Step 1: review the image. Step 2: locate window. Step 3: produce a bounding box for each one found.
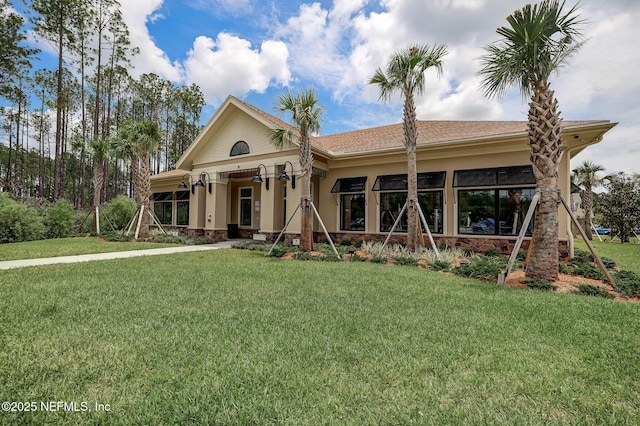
[332,177,367,231]
[374,172,445,234]
[379,191,444,233]
[230,141,250,157]
[239,187,253,227]
[458,188,535,236]
[455,166,536,236]
[152,191,190,226]
[340,194,366,231]
[153,192,173,225]
[176,191,189,226]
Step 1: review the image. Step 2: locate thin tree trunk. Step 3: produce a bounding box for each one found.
[583,183,593,240]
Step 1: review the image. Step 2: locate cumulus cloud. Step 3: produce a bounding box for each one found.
[120,0,184,82]
[183,33,290,105]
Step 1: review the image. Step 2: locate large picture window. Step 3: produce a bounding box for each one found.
[152,191,190,226]
[379,191,444,233]
[373,172,446,234]
[239,187,253,227]
[455,166,536,236]
[458,188,535,236]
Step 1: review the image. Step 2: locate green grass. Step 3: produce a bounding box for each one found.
[1,249,638,424]
[0,237,176,261]
[574,237,640,274]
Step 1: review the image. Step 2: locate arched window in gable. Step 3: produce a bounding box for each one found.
[230,140,250,157]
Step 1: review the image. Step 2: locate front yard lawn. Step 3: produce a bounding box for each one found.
[1,249,638,424]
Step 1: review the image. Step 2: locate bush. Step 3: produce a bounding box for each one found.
[392,256,419,267]
[430,260,451,272]
[186,236,213,245]
[575,284,614,299]
[101,232,133,242]
[613,270,640,298]
[453,256,506,279]
[44,200,76,239]
[149,234,185,244]
[267,244,296,258]
[522,278,555,291]
[370,255,388,264]
[102,196,138,230]
[484,247,501,258]
[0,194,45,243]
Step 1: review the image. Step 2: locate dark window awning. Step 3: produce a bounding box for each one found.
[331,177,367,193]
[152,191,174,201]
[372,171,446,191]
[453,165,535,187]
[175,190,190,200]
[219,168,259,179]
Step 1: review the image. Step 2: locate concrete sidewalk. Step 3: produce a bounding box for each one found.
[0,240,239,270]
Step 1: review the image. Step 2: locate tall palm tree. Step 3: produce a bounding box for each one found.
[270,88,323,252]
[572,161,607,239]
[118,120,160,238]
[369,43,447,252]
[478,0,586,281]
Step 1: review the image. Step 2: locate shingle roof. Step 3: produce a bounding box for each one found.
[312,120,605,154]
[231,97,605,155]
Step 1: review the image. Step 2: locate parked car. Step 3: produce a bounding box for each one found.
[595,227,611,235]
[472,219,495,233]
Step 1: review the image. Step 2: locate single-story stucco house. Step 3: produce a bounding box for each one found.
[150,95,616,253]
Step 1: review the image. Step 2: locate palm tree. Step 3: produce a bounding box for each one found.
[478,0,586,281]
[270,88,323,252]
[369,43,447,252]
[118,120,160,238]
[89,138,109,233]
[572,161,607,239]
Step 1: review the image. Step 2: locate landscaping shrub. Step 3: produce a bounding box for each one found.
[370,255,388,264]
[102,195,138,230]
[613,270,640,298]
[453,256,506,279]
[267,244,296,258]
[44,199,76,239]
[575,284,614,299]
[392,256,419,267]
[186,236,213,245]
[293,252,314,261]
[101,232,133,242]
[522,278,555,291]
[484,247,501,258]
[349,252,368,262]
[572,249,594,263]
[430,260,451,272]
[0,194,45,243]
[149,234,186,244]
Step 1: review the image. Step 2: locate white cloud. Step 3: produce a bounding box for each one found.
[183,33,290,105]
[120,0,184,82]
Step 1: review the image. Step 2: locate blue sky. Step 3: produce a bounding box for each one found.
[14,0,640,174]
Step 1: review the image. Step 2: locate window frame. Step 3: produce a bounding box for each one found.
[238,186,253,228]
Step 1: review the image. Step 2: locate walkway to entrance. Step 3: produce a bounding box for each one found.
[0,240,244,270]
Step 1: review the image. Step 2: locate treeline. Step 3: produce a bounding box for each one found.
[0,0,205,207]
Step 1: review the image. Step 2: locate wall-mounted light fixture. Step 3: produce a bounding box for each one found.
[278,160,295,189]
[252,164,269,190]
[178,174,195,194]
[194,172,212,194]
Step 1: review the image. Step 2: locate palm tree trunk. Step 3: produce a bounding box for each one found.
[403,93,418,252]
[137,153,151,238]
[583,183,593,240]
[526,81,563,281]
[299,135,314,252]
